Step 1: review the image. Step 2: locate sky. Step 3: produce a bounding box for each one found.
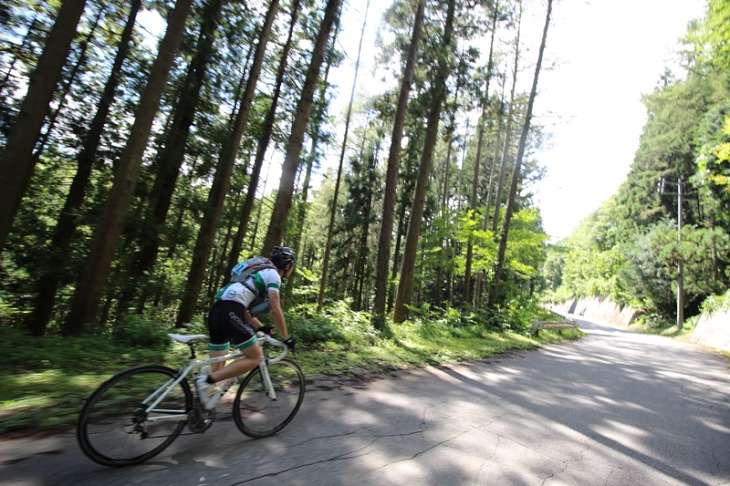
[329,0,707,240]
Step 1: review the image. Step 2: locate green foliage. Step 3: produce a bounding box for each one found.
[693,104,730,228]
[504,208,548,281]
[691,0,730,72]
[542,198,625,304]
[631,311,675,330]
[698,288,730,314]
[289,300,378,347]
[618,227,674,314]
[289,266,320,302]
[0,325,168,433]
[0,267,22,325]
[618,220,730,316]
[452,209,498,276]
[401,301,494,337]
[0,0,555,341]
[487,296,551,333]
[546,11,730,319]
[0,300,573,433]
[111,313,172,350]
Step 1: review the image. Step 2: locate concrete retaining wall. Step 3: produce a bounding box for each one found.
[548,296,636,326]
[691,311,730,353]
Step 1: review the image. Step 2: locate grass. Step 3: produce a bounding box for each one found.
[611,315,701,342]
[0,305,583,436]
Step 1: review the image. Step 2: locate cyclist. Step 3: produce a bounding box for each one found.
[195,246,297,409]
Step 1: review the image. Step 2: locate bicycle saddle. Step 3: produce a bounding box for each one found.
[168,333,209,343]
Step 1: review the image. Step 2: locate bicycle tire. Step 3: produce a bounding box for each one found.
[77,365,192,467]
[233,359,305,438]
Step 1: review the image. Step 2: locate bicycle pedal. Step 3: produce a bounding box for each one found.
[188,419,213,433]
[188,406,216,433]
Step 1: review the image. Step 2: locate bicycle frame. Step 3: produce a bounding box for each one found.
[141,333,288,423]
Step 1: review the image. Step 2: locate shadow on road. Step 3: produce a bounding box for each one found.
[2,317,729,485]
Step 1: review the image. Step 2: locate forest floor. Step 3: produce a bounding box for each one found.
[0,323,584,437]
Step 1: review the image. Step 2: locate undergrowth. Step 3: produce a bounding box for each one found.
[0,299,577,435]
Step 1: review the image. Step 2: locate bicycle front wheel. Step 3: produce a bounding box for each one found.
[233,359,305,438]
[77,365,192,467]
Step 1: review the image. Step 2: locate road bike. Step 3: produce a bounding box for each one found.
[76,330,305,467]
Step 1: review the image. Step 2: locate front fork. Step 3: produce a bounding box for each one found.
[259,359,277,400]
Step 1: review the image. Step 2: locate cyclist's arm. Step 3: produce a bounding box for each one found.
[267,289,289,340]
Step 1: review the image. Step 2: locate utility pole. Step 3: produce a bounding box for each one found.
[660,177,684,331]
[676,178,684,331]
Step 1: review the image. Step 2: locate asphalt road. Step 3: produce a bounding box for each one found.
[2,316,729,485]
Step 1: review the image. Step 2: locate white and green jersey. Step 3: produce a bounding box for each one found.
[215,267,281,307]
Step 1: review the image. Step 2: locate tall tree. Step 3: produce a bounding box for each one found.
[64,0,195,334]
[30,4,106,163]
[177,0,281,325]
[129,0,227,309]
[28,0,142,335]
[489,0,552,308]
[226,0,303,277]
[0,0,88,253]
[332,135,379,309]
[372,0,425,329]
[261,0,342,254]
[393,0,457,323]
[699,0,730,72]
[491,1,522,235]
[464,5,498,303]
[317,0,369,309]
[287,3,339,286]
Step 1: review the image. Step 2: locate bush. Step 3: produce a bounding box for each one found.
[542,286,575,305]
[112,313,170,349]
[633,312,673,329]
[488,297,549,334]
[289,300,378,347]
[699,289,730,314]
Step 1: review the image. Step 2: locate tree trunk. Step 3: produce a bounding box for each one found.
[227,0,303,279]
[463,7,498,303]
[64,0,194,334]
[0,0,88,253]
[475,82,508,306]
[28,0,141,335]
[317,0,367,309]
[132,0,227,295]
[491,3,523,236]
[284,0,326,289]
[292,28,338,241]
[262,0,342,254]
[177,0,281,325]
[436,81,460,307]
[389,202,407,312]
[393,0,456,323]
[356,146,376,311]
[32,5,104,162]
[372,0,425,328]
[483,90,506,233]
[489,0,552,308]
[0,16,41,97]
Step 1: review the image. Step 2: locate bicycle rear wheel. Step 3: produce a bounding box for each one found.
[77,365,192,467]
[233,359,305,438]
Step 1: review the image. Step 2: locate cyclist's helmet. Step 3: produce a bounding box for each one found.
[270,246,296,269]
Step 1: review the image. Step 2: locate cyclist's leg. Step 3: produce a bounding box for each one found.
[210,338,261,382]
[210,350,228,372]
[207,301,234,372]
[208,303,262,383]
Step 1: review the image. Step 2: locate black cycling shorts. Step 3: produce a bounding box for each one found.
[207,300,258,351]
